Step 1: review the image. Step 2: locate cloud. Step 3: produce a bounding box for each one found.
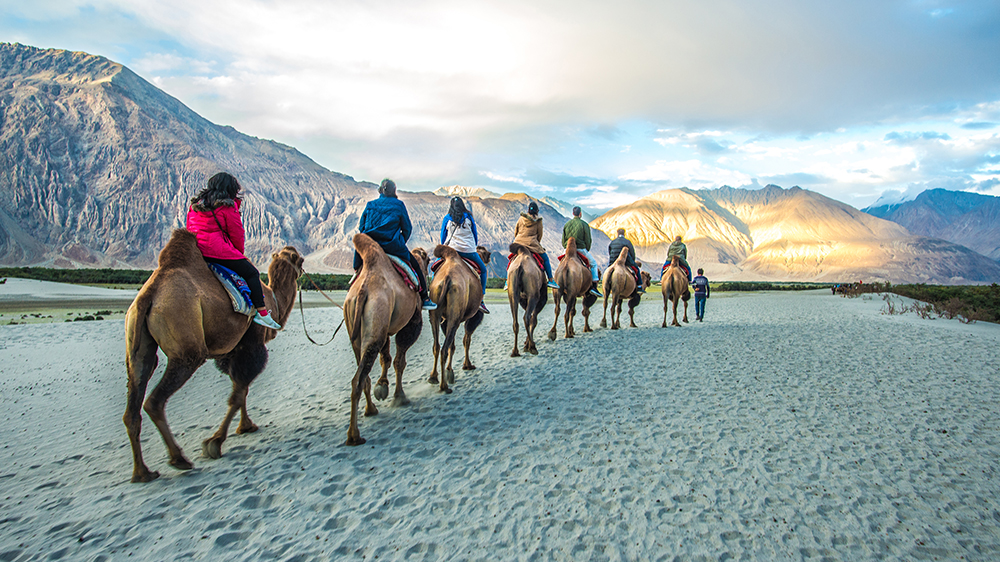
[620,160,752,188]
[961,122,997,130]
[884,131,952,143]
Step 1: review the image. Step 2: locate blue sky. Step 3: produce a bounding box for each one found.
[2,0,999,210]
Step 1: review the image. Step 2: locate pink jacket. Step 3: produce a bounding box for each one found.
[185,199,247,260]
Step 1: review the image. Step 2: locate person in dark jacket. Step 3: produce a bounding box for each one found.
[561,206,601,297]
[353,178,436,310]
[692,268,710,321]
[607,228,644,294]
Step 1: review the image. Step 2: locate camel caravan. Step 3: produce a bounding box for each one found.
[123,176,703,482]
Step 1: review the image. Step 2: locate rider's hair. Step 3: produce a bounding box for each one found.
[528,201,539,216]
[379,178,397,197]
[572,206,582,217]
[449,197,468,226]
[617,228,625,236]
[191,172,241,209]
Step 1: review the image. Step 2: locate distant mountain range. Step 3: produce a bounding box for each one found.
[1,43,998,284]
[863,189,1000,262]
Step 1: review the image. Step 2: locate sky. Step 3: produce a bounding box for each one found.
[2,0,999,211]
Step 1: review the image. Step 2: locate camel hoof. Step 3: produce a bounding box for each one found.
[391,395,410,407]
[547,331,556,341]
[373,383,389,401]
[441,387,453,394]
[364,405,379,417]
[446,369,455,385]
[345,436,366,446]
[428,376,439,385]
[511,350,520,358]
[528,347,538,356]
[463,363,475,371]
[600,320,607,328]
[584,328,592,333]
[236,422,259,435]
[170,456,194,470]
[131,469,160,483]
[662,322,667,328]
[202,438,223,460]
[565,333,574,339]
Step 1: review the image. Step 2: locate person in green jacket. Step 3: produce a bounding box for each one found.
[664,235,692,282]
[561,206,602,297]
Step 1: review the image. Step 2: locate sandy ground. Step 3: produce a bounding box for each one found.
[1,283,999,561]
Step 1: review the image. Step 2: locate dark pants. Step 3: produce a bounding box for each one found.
[458,251,488,295]
[203,256,265,309]
[353,249,429,300]
[694,294,707,319]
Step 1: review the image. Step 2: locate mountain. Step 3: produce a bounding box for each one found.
[0,43,600,275]
[591,186,1000,283]
[432,185,500,199]
[863,189,1000,262]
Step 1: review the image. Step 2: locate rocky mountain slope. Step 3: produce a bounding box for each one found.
[591,186,1000,283]
[863,189,1000,262]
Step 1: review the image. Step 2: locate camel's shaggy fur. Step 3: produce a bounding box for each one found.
[601,247,649,330]
[662,255,691,327]
[506,243,549,357]
[548,237,598,340]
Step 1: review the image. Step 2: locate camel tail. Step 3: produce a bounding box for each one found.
[348,289,368,342]
[125,289,154,366]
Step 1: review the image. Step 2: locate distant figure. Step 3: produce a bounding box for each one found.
[186,172,281,329]
[561,206,602,297]
[441,196,490,314]
[665,235,691,283]
[607,228,643,294]
[354,179,436,310]
[511,201,558,290]
[692,268,710,321]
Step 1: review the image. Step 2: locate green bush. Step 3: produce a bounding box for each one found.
[890,283,1000,324]
[714,281,833,292]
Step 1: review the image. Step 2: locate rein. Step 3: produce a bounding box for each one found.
[296,269,346,346]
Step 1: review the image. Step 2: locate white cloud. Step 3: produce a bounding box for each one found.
[620,160,752,188]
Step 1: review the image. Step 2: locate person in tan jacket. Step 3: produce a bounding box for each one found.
[510,201,559,289]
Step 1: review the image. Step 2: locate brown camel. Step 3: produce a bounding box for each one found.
[662,255,691,327]
[548,237,598,340]
[507,243,549,356]
[601,247,649,330]
[428,245,492,393]
[343,233,428,446]
[124,229,302,483]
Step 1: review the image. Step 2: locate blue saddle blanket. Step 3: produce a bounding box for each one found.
[207,263,255,316]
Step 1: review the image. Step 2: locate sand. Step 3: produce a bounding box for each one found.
[1,284,999,561]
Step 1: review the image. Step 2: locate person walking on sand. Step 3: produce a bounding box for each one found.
[353,178,437,310]
[441,196,490,314]
[562,206,602,298]
[509,201,559,290]
[692,268,710,321]
[665,235,692,283]
[607,228,644,294]
[186,172,282,329]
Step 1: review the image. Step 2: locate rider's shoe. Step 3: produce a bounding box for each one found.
[547,280,559,289]
[636,287,646,294]
[589,286,603,297]
[479,302,490,314]
[253,310,282,330]
[422,299,438,310]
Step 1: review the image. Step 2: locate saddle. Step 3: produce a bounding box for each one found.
[507,251,545,273]
[662,261,690,280]
[385,254,420,292]
[207,263,255,316]
[430,256,482,276]
[556,251,590,269]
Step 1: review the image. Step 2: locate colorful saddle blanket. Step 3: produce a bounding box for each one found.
[507,252,545,273]
[386,254,420,292]
[662,262,691,280]
[429,256,482,276]
[207,263,255,316]
[556,251,590,269]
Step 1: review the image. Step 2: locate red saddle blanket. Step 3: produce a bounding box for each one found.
[556,251,590,269]
[430,257,482,276]
[508,252,545,273]
[661,262,690,279]
[391,262,419,292]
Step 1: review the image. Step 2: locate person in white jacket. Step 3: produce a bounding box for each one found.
[441,197,490,314]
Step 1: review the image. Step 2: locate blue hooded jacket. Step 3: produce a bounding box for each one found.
[358,194,413,260]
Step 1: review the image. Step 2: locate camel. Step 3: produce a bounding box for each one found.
[343,233,429,446]
[601,247,649,330]
[507,243,549,356]
[662,255,691,327]
[427,245,492,393]
[547,237,598,340]
[124,229,303,483]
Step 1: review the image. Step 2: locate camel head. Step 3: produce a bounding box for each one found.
[641,271,651,289]
[476,246,492,264]
[411,247,429,274]
[270,246,304,278]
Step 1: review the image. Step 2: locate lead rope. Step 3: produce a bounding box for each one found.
[297,271,345,346]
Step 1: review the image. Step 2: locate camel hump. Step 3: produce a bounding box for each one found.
[434,244,459,260]
[565,237,577,255]
[509,242,530,255]
[613,246,630,267]
[157,229,203,270]
[353,233,386,267]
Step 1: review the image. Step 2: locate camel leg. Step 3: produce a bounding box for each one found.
[347,341,381,446]
[524,296,540,355]
[583,300,593,333]
[662,295,669,328]
[628,295,639,328]
[601,292,609,328]
[682,296,690,323]
[391,309,422,407]
[509,295,521,358]
[564,296,576,339]
[202,341,269,459]
[203,380,247,460]
[547,290,562,341]
[438,317,458,393]
[372,340,391,403]
[428,309,442,384]
[124,330,160,483]
[462,312,484,370]
[143,354,205,471]
[672,298,681,327]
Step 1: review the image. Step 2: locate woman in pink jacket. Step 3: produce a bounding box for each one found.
[185,172,282,329]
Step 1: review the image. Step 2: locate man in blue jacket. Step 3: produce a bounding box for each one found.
[353,179,436,310]
[692,268,710,321]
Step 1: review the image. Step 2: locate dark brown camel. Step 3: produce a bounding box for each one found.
[343,234,428,446]
[507,243,548,356]
[601,247,649,329]
[124,229,302,483]
[662,255,691,327]
[548,237,598,340]
[427,245,492,393]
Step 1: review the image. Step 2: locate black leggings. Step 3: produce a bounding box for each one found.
[204,257,266,309]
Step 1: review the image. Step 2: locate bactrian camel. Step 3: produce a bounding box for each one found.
[662,255,691,327]
[548,237,598,340]
[506,243,549,356]
[124,229,302,483]
[601,247,649,330]
[427,245,492,393]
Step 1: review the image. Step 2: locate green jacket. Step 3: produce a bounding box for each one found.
[667,240,687,260]
[561,217,592,251]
